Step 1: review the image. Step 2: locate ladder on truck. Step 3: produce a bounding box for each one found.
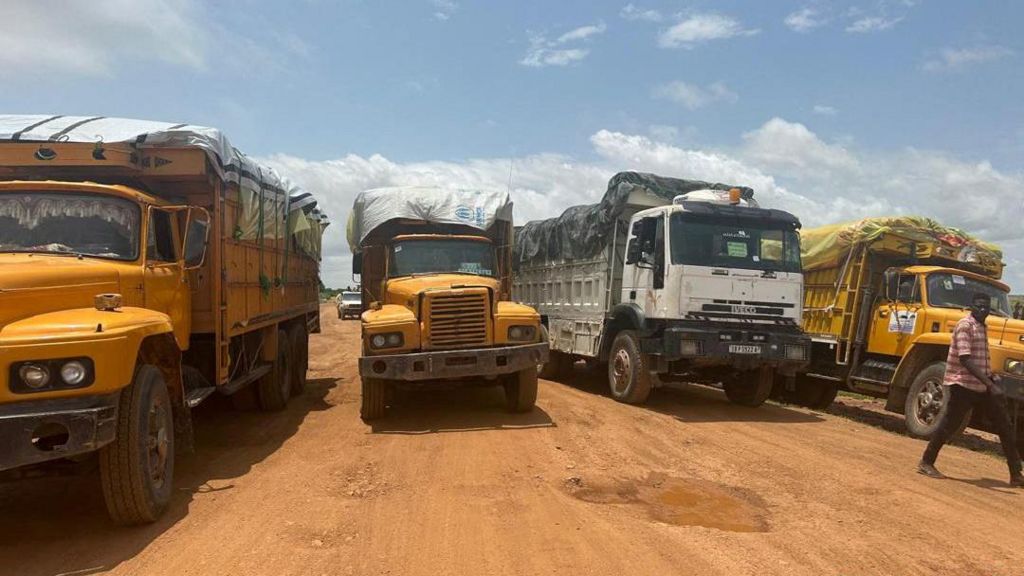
[833,246,869,366]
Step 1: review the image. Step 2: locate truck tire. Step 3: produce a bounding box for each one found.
[361,377,387,421]
[99,365,174,525]
[724,368,773,408]
[787,375,840,410]
[904,362,970,439]
[289,325,309,395]
[505,366,539,413]
[540,351,573,380]
[257,329,292,411]
[607,331,652,404]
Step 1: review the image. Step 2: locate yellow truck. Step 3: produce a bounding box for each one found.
[348,187,547,420]
[795,217,1024,445]
[0,115,327,524]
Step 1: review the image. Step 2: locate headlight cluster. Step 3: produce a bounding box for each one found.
[1005,359,1024,376]
[507,325,537,342]
[784,344,808,361]
[10,358,94,393]
[369,332,404,350]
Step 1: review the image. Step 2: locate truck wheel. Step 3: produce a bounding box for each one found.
[607,331,652,404]
[504,366,539,413]
[904,362,970,438]
[540,351,572,380]
[99,364,174,525]
[289,326,309,395]
[257,329,292,411]
[724,368,773,407]
[787,375,839,410]
[361,377,387,421]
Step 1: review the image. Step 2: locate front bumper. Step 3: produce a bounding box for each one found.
[359,342,549,381]
[0,393,119,472]
[643,324,811,369]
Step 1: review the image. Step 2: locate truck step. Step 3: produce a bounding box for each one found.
[185,386,217,408]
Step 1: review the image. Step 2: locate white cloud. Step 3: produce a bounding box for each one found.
[923,45,1014,72]
[0,0,209,76]
[0,0,310,78]
[262,120,1024,291]
[520,23,606,68]
[846,15,903,33]
[658,13,759,49]
[620,4,663,22]
[784,7,828,32]
[813,105,838,116]
[431,0,457,21]
[557,23,607,43]
[653,81,738,110]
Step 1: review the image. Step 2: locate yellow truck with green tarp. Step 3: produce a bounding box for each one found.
[791,216,1024,447]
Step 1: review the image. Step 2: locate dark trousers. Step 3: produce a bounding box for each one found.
[922,384,1022,476]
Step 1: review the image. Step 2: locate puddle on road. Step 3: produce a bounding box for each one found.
[566,472,768,533]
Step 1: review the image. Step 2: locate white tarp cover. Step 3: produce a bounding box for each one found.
[347,186,513,253]
[0,114,328,258]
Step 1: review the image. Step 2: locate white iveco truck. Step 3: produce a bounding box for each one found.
[513,172,812,407]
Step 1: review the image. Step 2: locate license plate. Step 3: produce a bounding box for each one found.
[729,344,761,355]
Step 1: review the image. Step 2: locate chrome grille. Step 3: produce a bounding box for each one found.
[428,291,490,348]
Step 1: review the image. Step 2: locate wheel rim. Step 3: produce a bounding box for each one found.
[611,348,632,395]
[147,394,170,489]
[915,379,946,425]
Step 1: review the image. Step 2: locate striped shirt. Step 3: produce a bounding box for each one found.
[944,314,990,393]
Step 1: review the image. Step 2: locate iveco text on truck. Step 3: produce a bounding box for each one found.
[349,187,547,420]
[0,115,328,524]
[514,172,812,407]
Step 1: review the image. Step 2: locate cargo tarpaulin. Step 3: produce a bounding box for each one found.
[347,186,513,253]
[801,216,1003,273]
[0,114,328,259]
[514,171,752,267]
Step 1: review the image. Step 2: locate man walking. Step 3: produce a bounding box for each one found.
[918,293,1024,487]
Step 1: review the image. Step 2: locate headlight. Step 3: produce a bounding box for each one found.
[370,332,404,349]
[508,325,537,342]
[10,357,94,393]
[1005,359,1024,375]
[61,360,88,385]
[680,339,703,356]
[18,364,50,389]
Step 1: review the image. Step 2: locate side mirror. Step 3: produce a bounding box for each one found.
[883,268,899,301]
[182,207,211,270]
[352,252,363,276]
[625,239,641,265]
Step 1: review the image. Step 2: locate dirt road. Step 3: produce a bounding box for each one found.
[2,305,1023,576]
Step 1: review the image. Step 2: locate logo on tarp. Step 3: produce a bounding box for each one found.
[455,206,473,222]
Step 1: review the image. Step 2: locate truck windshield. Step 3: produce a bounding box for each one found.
[0,192,140,260]
[926,273,1011,317]
[341,293,361,304]
[389,239,496,278]
[669,215,801,273]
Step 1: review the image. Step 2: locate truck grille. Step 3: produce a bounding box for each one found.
[428,291,490,348]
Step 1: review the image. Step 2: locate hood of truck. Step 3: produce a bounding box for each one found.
[384,275,501,306]
[0,254,122,329]
[680,266,803,324]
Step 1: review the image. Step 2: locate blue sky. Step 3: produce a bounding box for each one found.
[2,0,1022,288]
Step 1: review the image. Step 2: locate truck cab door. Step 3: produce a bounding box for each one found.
[622,213,667,318]
[866,271,921,357]
[144,207,191,348]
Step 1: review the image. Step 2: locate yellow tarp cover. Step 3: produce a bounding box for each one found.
[801,216,1003,274]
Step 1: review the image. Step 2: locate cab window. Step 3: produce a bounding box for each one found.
[147,209,177,263]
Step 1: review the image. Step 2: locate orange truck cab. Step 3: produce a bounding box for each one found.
[0,115,327,524]
[349,186,547,420]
